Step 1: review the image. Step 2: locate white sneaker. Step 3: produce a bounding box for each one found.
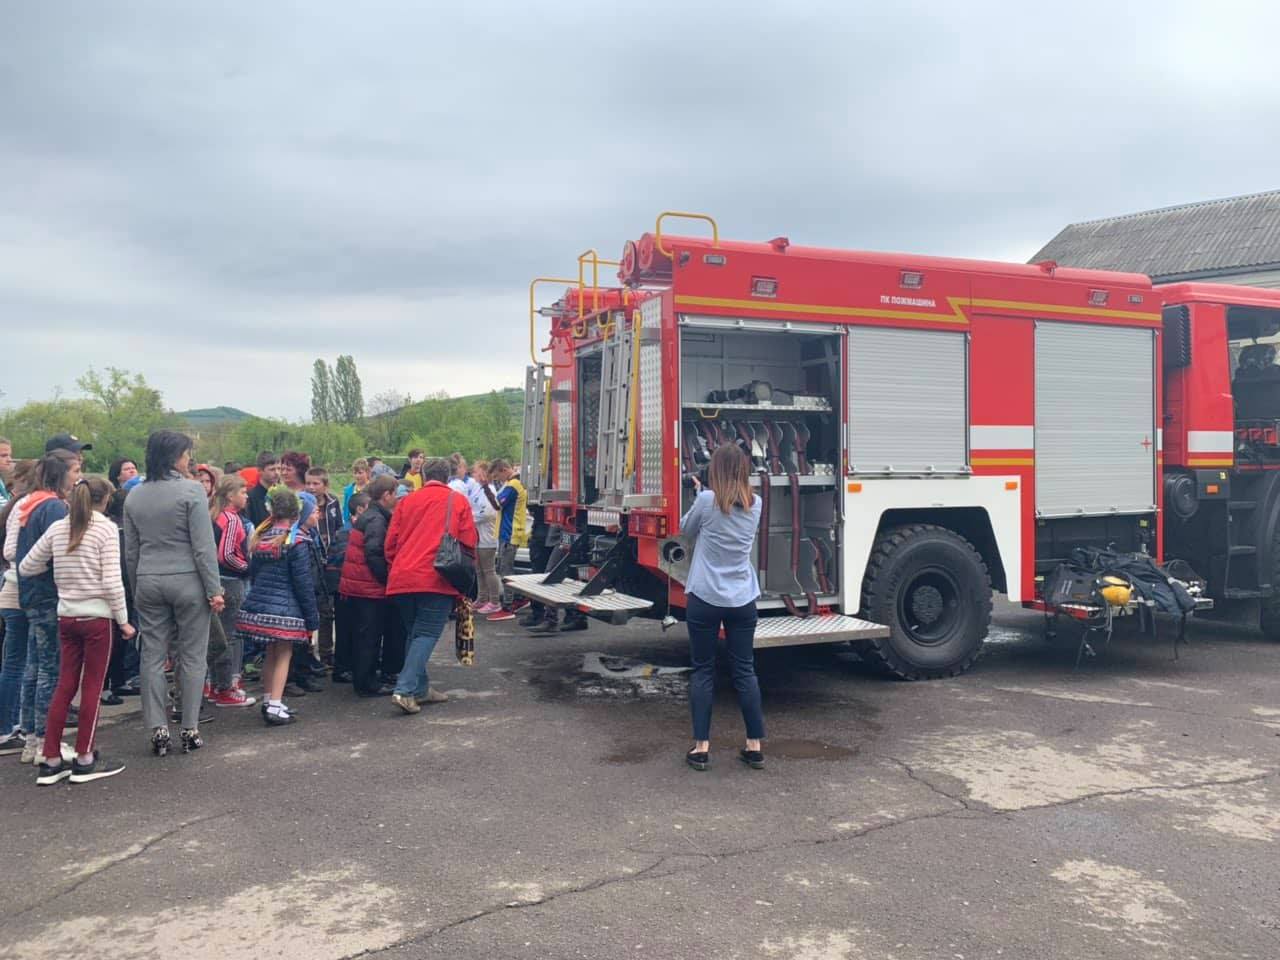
[22,736,41,764]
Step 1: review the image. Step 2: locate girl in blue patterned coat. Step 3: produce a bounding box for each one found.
[237,487,319,726]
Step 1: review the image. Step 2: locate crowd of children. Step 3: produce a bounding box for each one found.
[0,431,539,785]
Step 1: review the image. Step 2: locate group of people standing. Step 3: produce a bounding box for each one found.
[0,431,537,784]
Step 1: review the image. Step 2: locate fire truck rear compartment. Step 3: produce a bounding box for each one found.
[671,324,892,649]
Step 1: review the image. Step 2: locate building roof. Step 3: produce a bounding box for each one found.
[1031,190,1280,281]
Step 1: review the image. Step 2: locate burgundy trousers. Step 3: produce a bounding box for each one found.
[44,616,112,760]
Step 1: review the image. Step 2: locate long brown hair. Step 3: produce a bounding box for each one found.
[0,459,40,559]
[67,477,115,553]
[707,443,753,514]
[210,474,246,520]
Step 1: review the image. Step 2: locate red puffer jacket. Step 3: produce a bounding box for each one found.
[385,481,477,598]
[338,522,384,599]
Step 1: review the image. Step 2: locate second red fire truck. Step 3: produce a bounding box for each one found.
[511,213,1277,678]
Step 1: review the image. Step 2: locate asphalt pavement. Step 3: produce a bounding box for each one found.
[2,602,1278,960]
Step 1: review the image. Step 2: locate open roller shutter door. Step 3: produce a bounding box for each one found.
[1035,322,1156,517]
[848,327,968,474]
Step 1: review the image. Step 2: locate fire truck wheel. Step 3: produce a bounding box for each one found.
[1261,534,1280,641]
[859,523,992,680]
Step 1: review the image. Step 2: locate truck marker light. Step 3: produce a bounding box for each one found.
[1005,481,1018,491]
[703,254,727,266]
[751,277,778,298]
[1128,294,1144,304]
[1088,289,1109,306]
[900,270,925,289]
[1206,484,1220,495]
[847,482,862,493]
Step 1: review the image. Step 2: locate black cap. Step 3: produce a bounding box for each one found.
[45,433,92,454]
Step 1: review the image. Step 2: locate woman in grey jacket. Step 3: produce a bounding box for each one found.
[124,431,225,756]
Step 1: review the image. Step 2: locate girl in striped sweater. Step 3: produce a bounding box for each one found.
[18,477,132,784]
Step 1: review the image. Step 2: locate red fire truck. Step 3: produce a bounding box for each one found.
[1159,282,1280,635]
[512,213,1199,678]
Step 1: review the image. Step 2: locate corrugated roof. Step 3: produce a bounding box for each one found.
[1031,190,1280,281]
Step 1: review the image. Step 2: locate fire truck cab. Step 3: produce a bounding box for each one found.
[1159,282,1280,635]
[515,215,1166,679]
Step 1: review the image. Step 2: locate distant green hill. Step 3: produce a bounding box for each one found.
[178,406,254,427]
[366,388,523,422]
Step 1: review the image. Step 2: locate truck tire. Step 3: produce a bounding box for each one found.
[858,523,992,680]
[1260,526,1280,641]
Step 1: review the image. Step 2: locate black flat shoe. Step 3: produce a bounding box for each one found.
[738,748,765,770]
[686,750,710,772]
[100,690,125,707]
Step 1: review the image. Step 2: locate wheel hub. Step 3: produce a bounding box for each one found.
[899,567,962,646]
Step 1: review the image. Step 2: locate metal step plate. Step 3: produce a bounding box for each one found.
[753,613,890,649]
[504,573,654,614]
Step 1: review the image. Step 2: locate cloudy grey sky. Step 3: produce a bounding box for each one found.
[3,1,1278,420]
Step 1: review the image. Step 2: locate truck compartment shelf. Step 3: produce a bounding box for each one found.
[504,573,654,614]
[681,400,832,412]
[752,613,890,649]
[748,474,837,487]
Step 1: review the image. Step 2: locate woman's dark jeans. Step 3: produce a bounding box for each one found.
[685,593,765,742]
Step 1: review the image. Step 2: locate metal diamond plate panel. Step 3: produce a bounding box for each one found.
[556,381,572,492]
[504,573,653,612]
[640,295,662,329]
[587,509,621,529]
[752,614,889,649]
[640,344,661,494]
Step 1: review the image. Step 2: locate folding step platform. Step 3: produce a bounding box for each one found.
[504,573,654,617]
[751,613,890,649]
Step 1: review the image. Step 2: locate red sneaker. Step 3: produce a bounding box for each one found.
[511,598,530,612]
[202,682,213,702]
[212,687,257,708]
[486,610,516,622]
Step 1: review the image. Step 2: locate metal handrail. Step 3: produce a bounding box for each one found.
[576,249,622,334]
[624,309,643,480]
[528,277,578,365]
[654,210,719,258]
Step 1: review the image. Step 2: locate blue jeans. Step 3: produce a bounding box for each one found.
[686,593,765,742]
[0,609,30,732]
[22,605,60,737]
[393,593,453,697]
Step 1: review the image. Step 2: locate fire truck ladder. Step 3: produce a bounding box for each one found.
[521,364,550,503]
[595,325,635,505]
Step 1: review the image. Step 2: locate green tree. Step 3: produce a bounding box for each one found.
[332,355,364,423]
[0,367,181,472]
[311,359,334,424]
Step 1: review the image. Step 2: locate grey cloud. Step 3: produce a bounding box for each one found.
[3,1,1280,417]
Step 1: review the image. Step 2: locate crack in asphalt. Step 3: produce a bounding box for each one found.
[7,811,236,925]
[1006,770,1278,815]
[968,682,1280,732]
[875,755,1279,818]
[876,754,974,810]
[337,763,1280,955]
[337,854,705,959]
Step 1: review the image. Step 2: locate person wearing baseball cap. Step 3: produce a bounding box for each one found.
[44,434,92,456]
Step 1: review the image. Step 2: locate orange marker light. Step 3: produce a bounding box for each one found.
[1206,484,1220,495]
[848,482,863,493]
[1005,481,1019,491]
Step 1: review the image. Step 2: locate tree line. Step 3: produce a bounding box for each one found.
[0,361,522,478]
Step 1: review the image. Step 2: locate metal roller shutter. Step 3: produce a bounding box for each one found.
[1035,322,1156,517]
[848,327,968,474]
